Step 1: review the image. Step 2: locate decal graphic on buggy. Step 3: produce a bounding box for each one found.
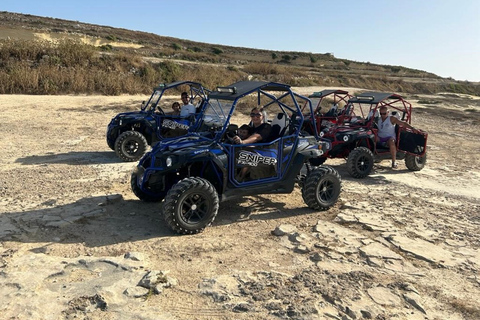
[237,150,277,167]
[162,119,190,130]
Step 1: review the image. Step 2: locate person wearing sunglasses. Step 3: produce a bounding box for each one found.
[377,106,416,169]
[179,92,196,118]
[233,107,271,144]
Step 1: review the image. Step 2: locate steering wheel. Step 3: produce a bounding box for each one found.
[225,130,237,143]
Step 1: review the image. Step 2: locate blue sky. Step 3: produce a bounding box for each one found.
[2,0,479,82]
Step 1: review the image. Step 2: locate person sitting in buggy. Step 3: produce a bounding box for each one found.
[232,108,278,181]
[233,107,271,144]
[238,124,254,140]
[168,102,181,116]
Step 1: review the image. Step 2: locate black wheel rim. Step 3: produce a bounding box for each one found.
[416,156,425,165]
[180,192,211,225]
[317,177,335,202]
[356,155,371,173]
[124,139,139,155]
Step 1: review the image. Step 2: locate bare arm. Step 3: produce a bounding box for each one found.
[233,133,262,144]
[391,116,416,130]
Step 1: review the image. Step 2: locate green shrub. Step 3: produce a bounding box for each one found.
[171,43,182,50]
[100,44,113,51]
[212,47,223,55]
[281,54,292,62]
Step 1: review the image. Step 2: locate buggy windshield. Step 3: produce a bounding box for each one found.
[194,98,233,137]
[143,90,162,112]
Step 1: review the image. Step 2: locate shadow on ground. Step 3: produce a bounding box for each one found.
[15,151,124,165]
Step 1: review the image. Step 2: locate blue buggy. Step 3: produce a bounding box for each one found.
[106,81,209,161]
[131,81,342,234]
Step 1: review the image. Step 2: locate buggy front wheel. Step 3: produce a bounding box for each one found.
[163,177,219,235]
[302,166,341,210]
[346,147,374,178]
[115,131,148,162]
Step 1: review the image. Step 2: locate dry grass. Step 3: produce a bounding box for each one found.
[0,33,479,96]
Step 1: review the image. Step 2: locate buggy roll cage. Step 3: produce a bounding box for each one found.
[141,80,211,113]
[307,89,353,115]
[192,80,316,141]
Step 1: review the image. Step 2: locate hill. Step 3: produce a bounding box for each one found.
[0,11,479,96]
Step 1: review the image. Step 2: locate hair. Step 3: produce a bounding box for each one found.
[181,91,188,98]
[251,107,268,123]
[239,124,253,134]
[172,102,180,108]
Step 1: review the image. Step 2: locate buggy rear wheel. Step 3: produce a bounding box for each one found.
[405,148,427,171]
[115,131,148,162]
[346,147,374,178]
[302,166,341,210]
[163,177,219,235]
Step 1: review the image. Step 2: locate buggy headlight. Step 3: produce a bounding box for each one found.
[166,156,173,167]
[343,135,349,142]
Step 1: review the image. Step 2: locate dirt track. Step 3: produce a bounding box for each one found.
[1,89,480,320]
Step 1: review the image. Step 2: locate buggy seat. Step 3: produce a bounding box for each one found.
[268,113,289,141]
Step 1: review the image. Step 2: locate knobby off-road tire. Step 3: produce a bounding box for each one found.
[163,177,219,235]
[346,147,374,178]
[115,131,148,162]
[130,171,165,202]
[405,148,427,171]
[296,162,313,189]
[302,165,341,211]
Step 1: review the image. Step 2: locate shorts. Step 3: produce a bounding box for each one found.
[379,136,395,143]
[378,136,395,147]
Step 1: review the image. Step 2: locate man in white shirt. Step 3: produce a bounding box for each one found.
[377,106,416,169]
[180,92,196,117]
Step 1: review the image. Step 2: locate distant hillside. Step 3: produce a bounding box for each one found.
[1,11,478,96]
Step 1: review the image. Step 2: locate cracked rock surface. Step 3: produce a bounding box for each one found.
[1,90,480,319]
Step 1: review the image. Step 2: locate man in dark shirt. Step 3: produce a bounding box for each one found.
[233,107,271,144]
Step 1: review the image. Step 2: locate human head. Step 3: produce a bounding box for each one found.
[379,106,388,120]
[181,92,189,105]
[172,102,180,113]
[250,107,265,126]
[238,124,253,139]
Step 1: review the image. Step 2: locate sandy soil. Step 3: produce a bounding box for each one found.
[1,88,479,320]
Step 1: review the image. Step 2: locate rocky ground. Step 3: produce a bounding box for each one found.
[1,88,479,320]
